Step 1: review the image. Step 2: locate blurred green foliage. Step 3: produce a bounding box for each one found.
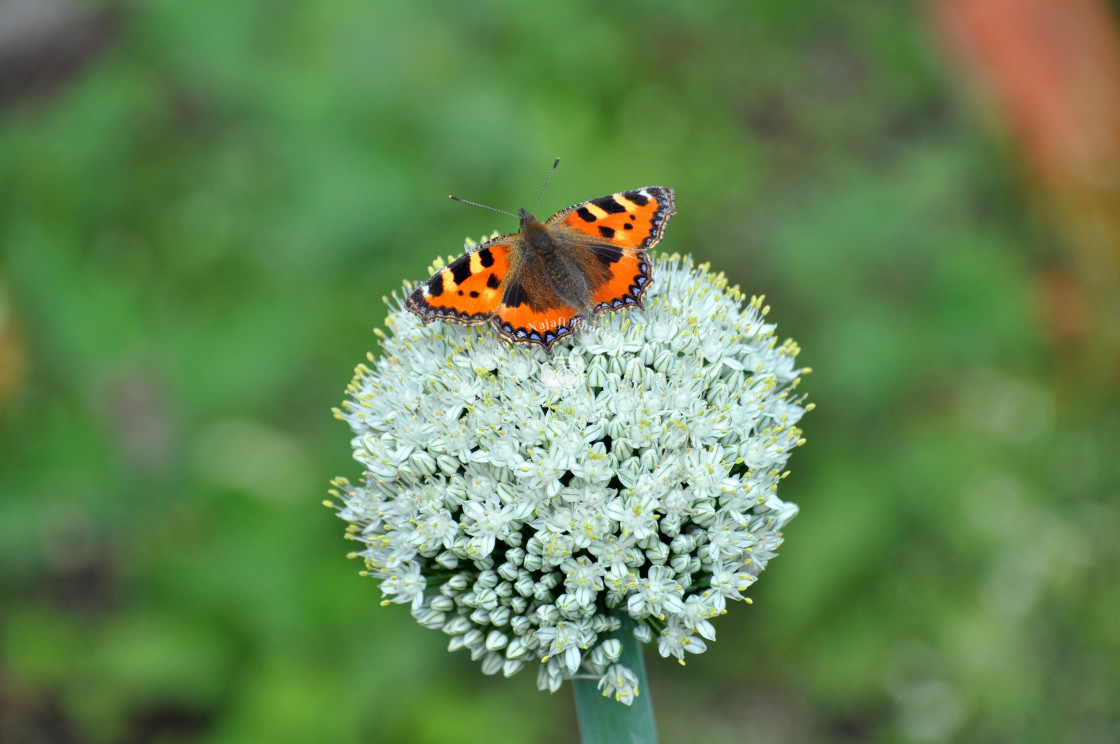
[2,1,1118,742]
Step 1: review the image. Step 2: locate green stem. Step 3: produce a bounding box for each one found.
[572,615,659,744]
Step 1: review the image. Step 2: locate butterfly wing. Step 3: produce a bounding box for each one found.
[548,187,675,251]
[405,238,516,325]
[492,257,584,352]
[582,244,654,312]
[547,187,673,314]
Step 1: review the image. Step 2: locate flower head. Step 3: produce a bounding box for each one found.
[330,252,809,703]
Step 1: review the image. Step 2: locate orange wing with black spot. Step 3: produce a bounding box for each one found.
[584,247,653,313]
[492,259,584,352]
[550,187,675,251]
[405,239,516,325]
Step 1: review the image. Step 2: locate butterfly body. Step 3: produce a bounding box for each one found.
[516,209,595,314]
[406,187,675,352]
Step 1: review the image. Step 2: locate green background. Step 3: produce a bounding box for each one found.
[2,1,1118,742]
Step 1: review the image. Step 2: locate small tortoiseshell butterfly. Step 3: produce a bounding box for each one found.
[406,161,675,352]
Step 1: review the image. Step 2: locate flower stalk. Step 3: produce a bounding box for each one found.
[573,614,658,743]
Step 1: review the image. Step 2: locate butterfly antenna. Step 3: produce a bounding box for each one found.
[448,194,517,219]
[531,157,561,215]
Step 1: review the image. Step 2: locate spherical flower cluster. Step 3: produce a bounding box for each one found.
[330,252,809,704]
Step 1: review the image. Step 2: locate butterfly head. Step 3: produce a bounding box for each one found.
[518,207,557,255]
[517,207,540,231]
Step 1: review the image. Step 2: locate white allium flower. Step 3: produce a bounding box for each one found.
[599,663,642,705]
[330,253,810,704]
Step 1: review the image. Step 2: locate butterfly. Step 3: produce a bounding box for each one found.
[405,163,675,352]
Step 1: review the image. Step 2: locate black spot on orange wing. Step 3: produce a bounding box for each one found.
[450,257,473,285]
[426,273,444,297]
[590,195,628,214]
[589,243,623,267]
[622,189,649,206]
